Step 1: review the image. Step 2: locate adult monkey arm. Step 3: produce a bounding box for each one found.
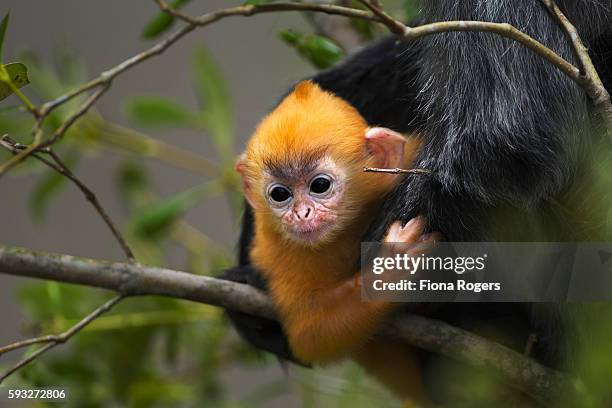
[372,0,612,242]
[365,1,612,375]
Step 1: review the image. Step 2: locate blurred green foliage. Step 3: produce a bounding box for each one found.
[279,30,345,70]
[141,0,193,39]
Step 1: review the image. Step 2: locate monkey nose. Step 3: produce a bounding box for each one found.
[296,206,312,220]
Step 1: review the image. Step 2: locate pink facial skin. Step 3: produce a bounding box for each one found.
[278,179,342,243]
[266,157,346,245]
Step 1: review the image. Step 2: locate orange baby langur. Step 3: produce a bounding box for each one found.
[237,81,438,403]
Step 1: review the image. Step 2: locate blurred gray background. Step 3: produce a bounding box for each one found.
[0,0,314,402]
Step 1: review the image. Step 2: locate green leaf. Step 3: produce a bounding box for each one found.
[125,96,195,127]
[279,29,299,44]
[0,62,30,101]
[279,30,345,70]
[129,184,217,239]
[142,13,174,40]
[142,0,192,39]
[193,46,234,160]
[29,150,78,221]
[0,13,9,63]
[4,62,29,87]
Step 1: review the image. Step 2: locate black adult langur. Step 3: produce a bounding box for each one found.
[222,0,612,403]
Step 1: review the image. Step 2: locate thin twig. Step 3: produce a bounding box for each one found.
[302,1,368,53]
[3,80,39,118]
[0,83,112,177]
[0,1,375,176]
[402,20,581,85]
[37,0,374,122]
[40,23,199,118]
[158,0,589,112]
[0,295,124,383]
[355,0,408,36]
[354,1,583,90]
[540,0,592,77]
[159,0,582,92]
[363,167,432,175]
[44,84,110,146]
[1,137,51,154]
[0,141,43,178]
[155,0,378,26]
[0,136,135,261]
[540,0,612,131]
[47,150,135,261]
[3,0,596,178]
[0,19,201,175]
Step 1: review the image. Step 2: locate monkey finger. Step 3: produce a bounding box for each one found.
[384,216,426,244]
[383,221,404,243]
[402,232,443,257]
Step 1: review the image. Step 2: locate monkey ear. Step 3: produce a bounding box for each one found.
[365,127,406,169]
[235,154,258,209]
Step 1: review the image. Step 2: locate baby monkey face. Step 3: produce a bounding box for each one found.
[237,125,412,246]
[263,156,347,244]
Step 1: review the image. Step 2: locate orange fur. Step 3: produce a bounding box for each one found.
[241,81,425,402]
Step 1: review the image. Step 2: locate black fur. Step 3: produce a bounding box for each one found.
[369,0,609,242]
[221,0,612,400]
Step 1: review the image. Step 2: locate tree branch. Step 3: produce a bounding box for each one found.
[0,246,579,404]
[0,295,124,383]
[155,0,612,147]
[355,0,408,36]
[0,22,200,177]
[401,20,582,84]
[0,136,135,261]
[157,0,581,90]
[363,167,432,175]
[0,1,604,402]
[540,0,612,132]
[302,1,369,53]
[4,0,609,177]
[154,0,379,26]
[0,246,275,318]
[0,1,375,177]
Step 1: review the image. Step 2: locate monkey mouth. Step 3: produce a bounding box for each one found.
[290,224,333,243]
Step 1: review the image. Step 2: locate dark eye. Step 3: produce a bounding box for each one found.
[269,184,292,203]
[310,175,332,195]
